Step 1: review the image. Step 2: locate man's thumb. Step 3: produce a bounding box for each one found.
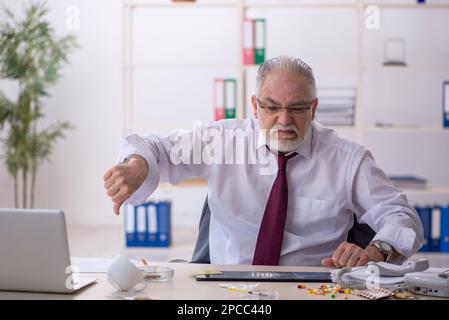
[321,258,335,267]
[113,201,124,216]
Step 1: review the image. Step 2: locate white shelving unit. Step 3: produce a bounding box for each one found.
[122,0,449,195]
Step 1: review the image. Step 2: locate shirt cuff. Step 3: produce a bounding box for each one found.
[119,134,160,206]
[368,240,407,265]
[370,224,419,260]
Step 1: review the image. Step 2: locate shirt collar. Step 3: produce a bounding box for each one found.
[254,119,314,160]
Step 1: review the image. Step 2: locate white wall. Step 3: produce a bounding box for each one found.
[0,0,208,227]
[0,0,125,226]
[125,0,449,208]
[1,0,449,228]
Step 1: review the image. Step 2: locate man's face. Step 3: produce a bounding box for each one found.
[252,71,318,153]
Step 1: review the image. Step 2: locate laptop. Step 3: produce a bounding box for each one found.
[0,208,97,294]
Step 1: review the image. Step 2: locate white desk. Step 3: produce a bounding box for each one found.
[0,262,446,300]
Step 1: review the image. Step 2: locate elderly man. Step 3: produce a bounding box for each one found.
[104,56,423,267]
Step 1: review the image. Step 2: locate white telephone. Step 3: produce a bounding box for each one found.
[331,259,430,290]
[404,268,449,298]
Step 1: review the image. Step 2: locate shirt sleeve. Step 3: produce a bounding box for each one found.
[118,123,215,206]
[348,150,424,261]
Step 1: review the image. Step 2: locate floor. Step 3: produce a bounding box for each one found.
[67,226,449,268]
[67,226,198,263]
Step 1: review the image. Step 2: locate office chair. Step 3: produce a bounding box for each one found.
[190,196,376,264]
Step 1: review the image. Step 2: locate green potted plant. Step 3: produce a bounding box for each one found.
[0,2,78,208]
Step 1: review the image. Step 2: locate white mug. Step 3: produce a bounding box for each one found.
[107,256,146,292]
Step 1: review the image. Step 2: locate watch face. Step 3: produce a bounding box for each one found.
[380,242,392,252]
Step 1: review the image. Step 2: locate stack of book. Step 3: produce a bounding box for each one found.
[315,87,356,126]
[388,175,428,189]
[213,78,236,120]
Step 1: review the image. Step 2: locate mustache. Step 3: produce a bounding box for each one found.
[270,125,299,135]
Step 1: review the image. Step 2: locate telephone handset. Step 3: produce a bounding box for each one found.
[367,259,429,277]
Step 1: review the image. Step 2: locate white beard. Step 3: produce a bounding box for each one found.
[267,124,304,153]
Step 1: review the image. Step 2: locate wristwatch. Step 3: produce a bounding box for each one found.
[371,241,394,262]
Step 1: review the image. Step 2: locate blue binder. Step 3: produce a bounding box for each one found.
[444,81,449,128]
[441,205,449,253]
[146,202,158,245]
[125,201,171,248]
[136,204,147,246]
[156,201,171,247]
[125,204,136,245]
[416,206,431,252]
[430,206,441,252]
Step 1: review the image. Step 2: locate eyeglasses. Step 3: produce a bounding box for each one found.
[256,98,314,115]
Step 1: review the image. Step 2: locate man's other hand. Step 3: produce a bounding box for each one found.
[321,241,385,268]
[103,155,149,216]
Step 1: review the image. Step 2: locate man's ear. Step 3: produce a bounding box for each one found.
[251,95,258,119]
[311,98,318,120]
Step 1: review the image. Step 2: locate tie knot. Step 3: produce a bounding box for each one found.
[277,152,297,171]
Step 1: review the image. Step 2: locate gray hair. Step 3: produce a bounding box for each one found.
[255,55,317,98]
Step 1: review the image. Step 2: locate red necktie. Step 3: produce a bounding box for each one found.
[252,152,297,266]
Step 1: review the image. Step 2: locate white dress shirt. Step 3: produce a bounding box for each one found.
[119,118,424,266]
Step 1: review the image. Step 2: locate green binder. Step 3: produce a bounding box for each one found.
[254,19,266,65]
[224,79,236,119]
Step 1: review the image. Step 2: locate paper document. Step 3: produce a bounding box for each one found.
[70,257,113,273]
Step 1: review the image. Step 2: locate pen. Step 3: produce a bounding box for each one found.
[219,284,276,298]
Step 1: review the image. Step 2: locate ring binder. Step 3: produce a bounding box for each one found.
[441,205,449,252]
[213,78,226,121]
[443,81,449,128]
[125,201,171,247]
